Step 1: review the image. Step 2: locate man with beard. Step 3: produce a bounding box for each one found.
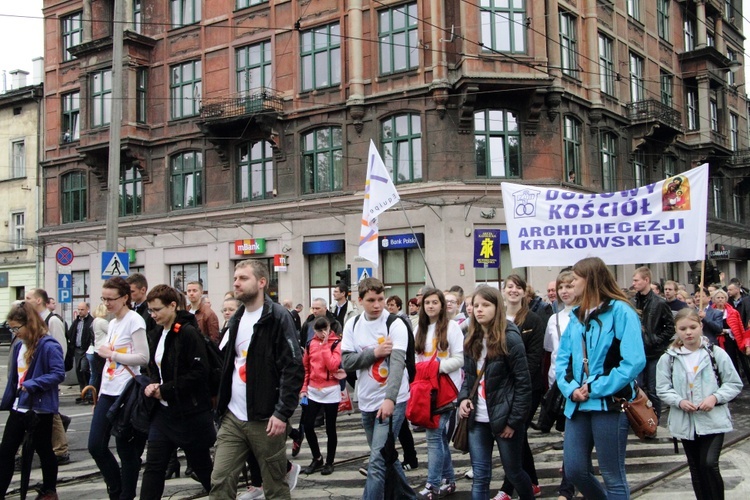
[211,260,304,500]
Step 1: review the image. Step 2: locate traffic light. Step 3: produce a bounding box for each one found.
[335,268,351,290]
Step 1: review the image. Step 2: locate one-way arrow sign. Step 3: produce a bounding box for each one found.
[58,274,72,289]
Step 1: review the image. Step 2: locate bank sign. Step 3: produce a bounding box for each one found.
[234,238,266,255]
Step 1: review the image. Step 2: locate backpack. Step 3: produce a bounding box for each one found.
[45,313,73,371]
[202,336,223,397]
[352,313,416,383]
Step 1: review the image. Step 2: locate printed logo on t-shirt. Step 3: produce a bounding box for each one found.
[477,367,487,400]
[106,346,129,379]
[235,339,251,384]
[423,338,449,359]
[368,336,389,386]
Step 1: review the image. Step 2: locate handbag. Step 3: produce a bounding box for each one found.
[338,389,353,414]
[614,384,658,440]
[536,381,566,433]
[452,363,487,454]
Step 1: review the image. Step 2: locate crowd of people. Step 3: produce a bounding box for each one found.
[0,259,748,500]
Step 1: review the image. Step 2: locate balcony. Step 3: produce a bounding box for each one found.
[197,89,283,163]
[626,99,683,150]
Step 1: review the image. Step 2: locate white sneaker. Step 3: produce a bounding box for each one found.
[286,462,301,491]
[464,467,473,479]
[238,486,264,499]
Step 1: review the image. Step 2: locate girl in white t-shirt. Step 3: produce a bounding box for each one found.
[88,277,148,500]
[414,288,464,499]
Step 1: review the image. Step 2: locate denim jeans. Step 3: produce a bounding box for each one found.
[361,402,416,500]
[682,433,725,500]
[637,358,662,420]
[468,421,534,500]
[563,411,630,500]
[87,353,104,391]
[425,410,456,488]
[88,394,146,500]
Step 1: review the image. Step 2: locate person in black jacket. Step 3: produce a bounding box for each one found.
[140,285,214,499]
[68,302,95,401]
[632,267,675,420]
[458,286,534,500]
[298,299,341,346]
[211,260,304,500]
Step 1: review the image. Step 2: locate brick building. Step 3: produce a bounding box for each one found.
[39,0,750,316]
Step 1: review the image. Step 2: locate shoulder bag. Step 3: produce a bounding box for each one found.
[452,363,486,453]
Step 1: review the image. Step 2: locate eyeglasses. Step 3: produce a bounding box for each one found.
[147,306,165,314]
[100,296,123,303]
[445,300,457,305]
[9,325,23,334]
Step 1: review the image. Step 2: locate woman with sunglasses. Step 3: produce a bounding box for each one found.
[88,277,149,500]
[0,302,65,500]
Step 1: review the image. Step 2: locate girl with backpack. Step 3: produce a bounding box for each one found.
[656,308,742,500]
[414,288,464,499]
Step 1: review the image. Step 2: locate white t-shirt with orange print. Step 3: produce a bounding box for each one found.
[101,310,146,397]
[228,306,263,421]
[415,321,464,394]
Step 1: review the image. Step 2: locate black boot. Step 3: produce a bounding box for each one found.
[165,451,180,480]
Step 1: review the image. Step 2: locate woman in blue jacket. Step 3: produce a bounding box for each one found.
[556,257,646,500]
[0,302,65,500]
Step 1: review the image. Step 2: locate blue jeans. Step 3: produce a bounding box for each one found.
[468,421,534,500]
[564,411,630,500]
[425,410,456,488]
[361,402,416,500]
[88,394,146,500]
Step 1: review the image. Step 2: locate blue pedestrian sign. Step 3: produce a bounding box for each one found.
[58,289,72,304]
[58,274,72,289]
[102,252,129,280]
[357,267,373,283]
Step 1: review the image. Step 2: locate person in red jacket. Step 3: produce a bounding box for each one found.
[300,316,346,476]
[712,289,749,378]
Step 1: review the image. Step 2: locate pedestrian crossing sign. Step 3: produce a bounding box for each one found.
[101,252,129,280]
[357,267,372,283]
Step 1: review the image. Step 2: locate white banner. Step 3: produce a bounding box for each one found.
[501,164,708,267]
[359,140,400,266]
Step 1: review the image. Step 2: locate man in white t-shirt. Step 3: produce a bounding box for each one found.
[341,278,416,500]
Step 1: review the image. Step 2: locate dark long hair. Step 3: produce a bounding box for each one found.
[572,257,632,322]
[465,287,508,359]
[7,302,48,366]
[503,274,529,327]
[415,288,449,354]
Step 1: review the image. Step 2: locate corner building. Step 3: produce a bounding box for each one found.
[40,0,750,317]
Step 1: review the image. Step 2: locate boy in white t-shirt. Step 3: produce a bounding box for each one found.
[341,278,416,500]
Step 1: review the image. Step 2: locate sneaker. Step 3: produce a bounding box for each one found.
[290,429,303,458]
[491,492,511,500]
[438,481,456,497]
[321,463,334,475]
[286,463,301,492]
[532,484,542,497]
[303,457,324,474]
[417,484,439,500]
[238,486,265,500]
[56,453,70,466]
[464,468,473,480]
[402,459,419,471]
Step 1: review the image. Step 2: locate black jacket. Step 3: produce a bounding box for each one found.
[66,314,94,350]
[731,295,750,330]
[515,311,546,391]
[633,290,675,359]
[216,297,304,423]
[458,325,531,435]
[299,311,342,346]
[135,302,158,332]
[147,311,212,418]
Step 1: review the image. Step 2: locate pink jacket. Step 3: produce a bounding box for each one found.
[302,333,342,393]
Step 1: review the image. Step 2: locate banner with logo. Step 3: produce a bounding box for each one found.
[500,164,708,267]
[473,229,501,268]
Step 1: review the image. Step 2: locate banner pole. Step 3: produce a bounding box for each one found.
[698,260,706,309]
[399,203,436,287]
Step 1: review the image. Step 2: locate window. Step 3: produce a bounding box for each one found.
[237,0,267,9]
[170,60,201,119]
[237,140,275,201]
[733,186,744,224]
[663,156,676,178]
[91,69,112,127]
[10,212,24,250]
[709,100,718,132]
[61,171,87,223]
[660,72,673,107]
[62,12,82,62]
[378,3,419,75]
[171,151,203,209]
[237,42,272,95]
[707,33,715,48]
[629,52,644,102]
[302,127,343,194]
[382,247,425,303]
[480,0,527,54]
[70,270,90,324]
[62,92,80,142]
[170,263,208,293]
[727,49,737,86]
[627,0,640,21]
[684,19,695,51]
[381,114,422,183]
[730,113,739,151]
[133,0,142,33]
[599,34,615,96]
[119,165,142,216]
[300,23,341,91]
[474,109,521,178]
[726,0,734,21]
[657,0,670,41]
[309,253,346,306]
[711,179,722,218]
[563,116,581,184]
[634,150,647,188]
[686,86,698,130]
[600,132,617,192]
[136,68,147,123]
[11,140,25,178]
[559,12,578,78]
[171,0,201,28]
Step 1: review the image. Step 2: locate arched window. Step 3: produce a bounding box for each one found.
[237,141,274,201]
[474,109,521,178]
[171,151,203,209]
[381,114,422,183]
[61,171,87,223]
[302,127,343,194]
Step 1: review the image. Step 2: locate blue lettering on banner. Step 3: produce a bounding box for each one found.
[379,233,425,250]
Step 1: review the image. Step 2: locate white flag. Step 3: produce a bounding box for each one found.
[359,140,400,266]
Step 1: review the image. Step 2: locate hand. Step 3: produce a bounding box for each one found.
[144,383,161,399]
[266,416,287,437]
[376,399,395,421]
[97,345,114,359]
[459,399,473,419]
[374,338,393,358]
[571,384,589,402]
[745,346,750,356]
[698,309,706,319]
[698,395,718,412]
[299,391,307,399]
[333,369,347,380]
[499,425,515,439]
[678,399,698,412]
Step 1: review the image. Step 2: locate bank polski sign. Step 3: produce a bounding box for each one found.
[501,164,708,267]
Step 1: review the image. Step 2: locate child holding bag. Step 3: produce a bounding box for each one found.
[656,308,742,500]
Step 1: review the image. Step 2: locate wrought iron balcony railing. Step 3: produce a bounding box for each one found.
[200,88,283,120]
[626,99,683,131]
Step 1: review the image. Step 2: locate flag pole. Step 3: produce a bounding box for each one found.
[698,260,706,309]
[399,203,436,287]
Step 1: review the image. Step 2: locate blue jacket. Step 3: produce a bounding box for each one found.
[698,307,723,345]
[556,299,646,418]
[1,335,65,414]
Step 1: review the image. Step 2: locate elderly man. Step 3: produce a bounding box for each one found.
[300,298,341,345]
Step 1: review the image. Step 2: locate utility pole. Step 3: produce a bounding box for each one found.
[105,0,124,251]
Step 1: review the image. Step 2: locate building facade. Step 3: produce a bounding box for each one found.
[40,0,750,318]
